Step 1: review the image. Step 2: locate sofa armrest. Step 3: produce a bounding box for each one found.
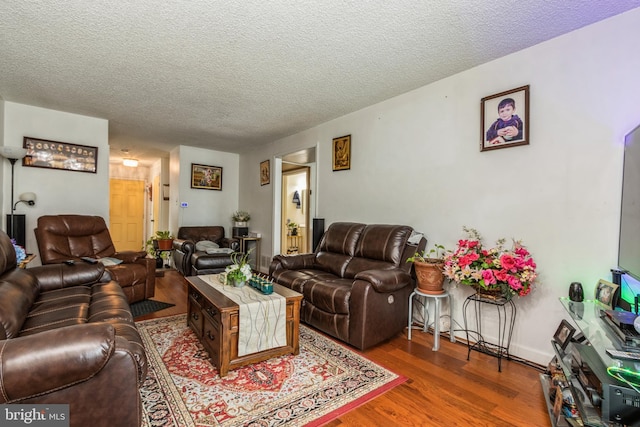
[29,263,108,292]
[112,250,147,263]
[271,253,316,271]
[354,269,412,293]
[219,237,240,252]
[172,238,195,253]
[0,323,114,403]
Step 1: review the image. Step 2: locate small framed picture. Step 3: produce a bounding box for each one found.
[553,319,576,351]
[191,163,222,190]
[594,279,619,309]
[481,85,529,152]
[332,134,351,171]
[260,159,270,186]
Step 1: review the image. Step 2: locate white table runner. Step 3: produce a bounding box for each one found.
[200,274,287,357]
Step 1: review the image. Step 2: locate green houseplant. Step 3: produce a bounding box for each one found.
[407,244,447,294]
[145,231,174,259]
[287,222,298,236]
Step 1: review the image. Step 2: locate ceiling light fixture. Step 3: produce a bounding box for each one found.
[123,158,139,167]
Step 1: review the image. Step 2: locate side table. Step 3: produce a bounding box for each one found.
[407,288,455,351]
[462,293,516,372]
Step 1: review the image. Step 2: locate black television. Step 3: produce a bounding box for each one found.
[618,124,640,312]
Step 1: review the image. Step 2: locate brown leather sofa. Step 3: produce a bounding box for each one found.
[34,214,155,303]
[0,229,146,427]
[172,226,240,276]
[269,222,426,350]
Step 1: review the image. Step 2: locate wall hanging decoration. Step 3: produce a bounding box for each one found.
[332,134,351,171]
[480,85,529,152]
[191,163,222,190]
[260,159,270,186]
[22,136,98,173]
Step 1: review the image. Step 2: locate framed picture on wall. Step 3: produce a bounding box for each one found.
[22,136,98,173]
[480,85,529,152]
[332,134,351,171]
[260,159,270,186]
[191,163,222,190]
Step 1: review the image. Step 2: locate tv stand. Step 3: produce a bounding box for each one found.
[540,298,640,426]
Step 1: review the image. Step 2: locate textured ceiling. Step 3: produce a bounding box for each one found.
[1,1,640,165]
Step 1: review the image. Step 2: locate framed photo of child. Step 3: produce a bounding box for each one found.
[480,85,529,152]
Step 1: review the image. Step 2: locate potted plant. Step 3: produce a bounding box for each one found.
[145,231,174,268]
[154,230,174,250]
[224,250,253,287]
[287,222,298,236]
[232,210,251,227]
[407,244,446,294]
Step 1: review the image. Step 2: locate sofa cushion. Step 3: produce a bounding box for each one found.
[195,240,219,251]
[272,268,339,293]
[317,222,365,256]
[178,226,225,243]
[314,252,352,277]
[303,277,352,315]
[344,258,396,279]
[35,215,117,264]
[354,224,412,265]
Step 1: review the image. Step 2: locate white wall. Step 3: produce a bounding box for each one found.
[170,145,240,237]
[1,102,109,259]
[239,8,640,364]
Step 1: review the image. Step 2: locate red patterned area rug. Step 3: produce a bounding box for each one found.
[138,314,405,426]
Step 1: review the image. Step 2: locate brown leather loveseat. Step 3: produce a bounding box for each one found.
[270,222,426,350]
[172,226,240,276]
[34,214,155,303]
[0,229,147,427]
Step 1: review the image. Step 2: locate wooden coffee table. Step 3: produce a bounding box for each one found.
[185,275,302,377]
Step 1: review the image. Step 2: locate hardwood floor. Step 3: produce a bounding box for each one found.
[137,270,551,426]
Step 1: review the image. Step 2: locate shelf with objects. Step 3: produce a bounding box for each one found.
[462,292,516,372]
[539,298,640,426]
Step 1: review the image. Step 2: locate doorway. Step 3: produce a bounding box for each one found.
[281,167,310,254]
[274,147,317,257]
[109,179,145,251]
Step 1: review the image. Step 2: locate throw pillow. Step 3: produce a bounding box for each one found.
[99,257,124,266]
[205,248,234,255]
[195,240,219,252]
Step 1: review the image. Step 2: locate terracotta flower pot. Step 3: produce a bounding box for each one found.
[414,260,445,294]
[157,239,173,250]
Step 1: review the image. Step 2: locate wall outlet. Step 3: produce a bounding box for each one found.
[262,255,270,268]
[180,202,188,208]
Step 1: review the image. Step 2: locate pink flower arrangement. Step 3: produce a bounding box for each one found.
[443,227,538,299]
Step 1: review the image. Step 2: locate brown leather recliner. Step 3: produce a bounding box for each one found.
[172,226,240,276]
[34,214,155,303]
[0,229,146,427]
[270,222,426,350]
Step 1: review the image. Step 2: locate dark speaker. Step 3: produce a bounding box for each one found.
[312,218,325,252]
[232,226,249,237]
[6,214,26,250]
